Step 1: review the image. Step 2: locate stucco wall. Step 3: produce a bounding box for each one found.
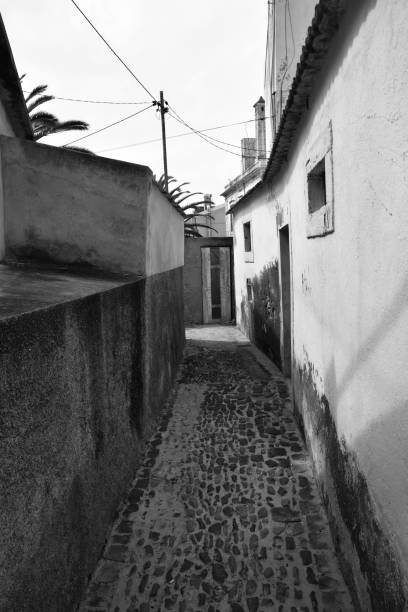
[0,263,184,612]
[0,102,15,262]
[0,136,178,276]
[232,184,281,365]
[146,186,184,277]
[232,2,408,609]
[0,134,185,609]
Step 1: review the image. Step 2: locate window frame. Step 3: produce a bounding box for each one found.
[305,122,334,238]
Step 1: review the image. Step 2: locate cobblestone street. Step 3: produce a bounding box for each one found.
[79,326,354,612]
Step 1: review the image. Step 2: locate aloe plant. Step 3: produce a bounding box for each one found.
[155,174,218,238]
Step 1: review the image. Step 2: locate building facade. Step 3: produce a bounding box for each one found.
[227,1,408,610]
[221,97,268,235]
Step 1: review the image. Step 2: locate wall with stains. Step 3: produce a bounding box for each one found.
[232,183,282,366]
[0,103,15,263]
[232,2,408,609]
[0,136,177,276]
[0,136,185,609]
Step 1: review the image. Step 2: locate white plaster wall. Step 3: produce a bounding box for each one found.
[0,100,15,261]
[145,185,184,277]
[232,183,279,331]
[257,0,408,574]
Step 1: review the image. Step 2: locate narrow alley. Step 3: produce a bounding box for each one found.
[79,327,353,612]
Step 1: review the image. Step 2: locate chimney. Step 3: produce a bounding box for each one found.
[254,96,266,160]
[241,137,256,173]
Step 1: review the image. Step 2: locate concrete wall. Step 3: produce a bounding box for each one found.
[0,103,15,264]
[184,237,233,324]
[0,266,184,612]
[232,2,408,609]
[0,135,185,609]
[0,136,176,276]
[232,183,281,366]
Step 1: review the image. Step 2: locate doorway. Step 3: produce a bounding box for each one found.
[201,246,232,323]
[279,225,292,376]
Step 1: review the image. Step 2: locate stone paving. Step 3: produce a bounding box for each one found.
[79,327,354,612]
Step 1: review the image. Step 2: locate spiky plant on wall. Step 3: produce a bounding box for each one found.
[155,174,218,238]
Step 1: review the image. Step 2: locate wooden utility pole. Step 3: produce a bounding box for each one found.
[159,91,169,192]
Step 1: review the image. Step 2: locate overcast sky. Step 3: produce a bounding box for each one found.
[2,1,267,203]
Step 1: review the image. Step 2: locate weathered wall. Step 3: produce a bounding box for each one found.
[0,133,185,609]
[0,102,16,263]
[0,264,184,612]
[232,2,408,609]
[232,183,281,366]
[0,137,156,275]
[184,237,233,324]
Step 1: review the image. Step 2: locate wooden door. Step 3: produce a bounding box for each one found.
[202,246,231,323]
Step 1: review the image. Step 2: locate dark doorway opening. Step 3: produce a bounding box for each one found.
[279,225,292,377]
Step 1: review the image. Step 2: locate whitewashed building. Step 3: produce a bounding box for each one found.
[225,1,408,609]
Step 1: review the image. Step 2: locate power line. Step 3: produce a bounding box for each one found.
[22,90,150,105]
[96,115,274,154]
[70,0,157,101]
[184,121,270,154]
[63,103,155,146]
[168,108,249,158]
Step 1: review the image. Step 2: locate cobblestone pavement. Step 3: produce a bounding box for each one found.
[79,329,354,612]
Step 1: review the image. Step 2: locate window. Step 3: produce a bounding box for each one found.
[306,122,334,238]
[308,158,326,213]
[243,221,252,252]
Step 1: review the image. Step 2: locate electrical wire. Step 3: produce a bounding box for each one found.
[96,115,274,154]
[167,108,243,158]
[68,1,269,159]
[168,107,271,159]
[22,90,149,105]
[70,0,156,101]
[63,103,155,146]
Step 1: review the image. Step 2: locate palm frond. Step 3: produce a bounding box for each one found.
[174,192,203,205]
[50,120,89,134]
[181,199,212,211]
[27,95,55,114]
[169,181,190,197]
[184,227,202,238]
[25,84,48,104]
[184,212,215,222]
[185,222,218,233]
[30,111,58,124]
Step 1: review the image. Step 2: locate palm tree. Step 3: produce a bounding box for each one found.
[21,79,93,154]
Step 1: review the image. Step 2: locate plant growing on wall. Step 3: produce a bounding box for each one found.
[155,174,218,238]
[21,77,94,154]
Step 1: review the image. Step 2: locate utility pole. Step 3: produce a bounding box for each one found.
[159,91,169,192]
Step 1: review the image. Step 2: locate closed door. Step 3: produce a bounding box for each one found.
[202,246,231,323]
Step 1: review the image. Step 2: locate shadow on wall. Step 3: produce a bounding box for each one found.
[294,361,408,612]
[240,261,281,368]
[292,274,408,611]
